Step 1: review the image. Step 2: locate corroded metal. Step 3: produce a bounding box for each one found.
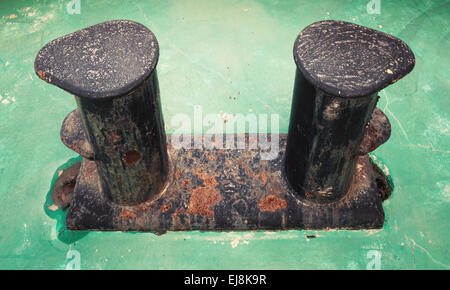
[66,134,386,232]
[360,107,391,154]
[56,105,392,231]
[60,109,94,159]
[51,162,81,210]
[35,20,168,206]
[74,72,169,205]
[36,19,415,232]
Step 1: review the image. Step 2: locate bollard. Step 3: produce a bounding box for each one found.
[285,20,415,203]
[35,20,169,205]
[37,20,414,232]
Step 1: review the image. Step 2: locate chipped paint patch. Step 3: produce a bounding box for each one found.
[48,204,59,211]
[0,93,15,105]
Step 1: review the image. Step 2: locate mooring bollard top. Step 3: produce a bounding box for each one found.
[34,20,159,99]
[293,20,415,97]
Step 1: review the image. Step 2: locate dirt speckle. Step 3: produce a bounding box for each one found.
[161,204,172,213]
[323,102,340,120]
[174,169,181,180]
[182,179,190,187]
[257,170,268,185]
[37,70,46,80]
[110,132,121,142]
[120,210,136,219]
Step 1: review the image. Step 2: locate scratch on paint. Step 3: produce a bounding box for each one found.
[386,220,450,269]
[381,91,410,142]
[402,144,450,154]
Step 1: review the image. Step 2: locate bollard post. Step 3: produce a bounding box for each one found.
[35,20,169,205]
[285,20,415,203]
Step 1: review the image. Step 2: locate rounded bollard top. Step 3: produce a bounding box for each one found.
[34,20,159,99]
[293,20,415,98]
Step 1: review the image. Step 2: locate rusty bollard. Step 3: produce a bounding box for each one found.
[35,20,169,205]
[36,20,414,232]
[285,20,415,203]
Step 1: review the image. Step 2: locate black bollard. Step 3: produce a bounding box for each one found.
[35,20,169,205]
[285,20,415,203]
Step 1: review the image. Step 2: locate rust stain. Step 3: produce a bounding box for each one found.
[239,160,253,176]
[257,169,268,185]
[37,70,51,82]
[182,179,190,187]
[188,186,221,218]
[174,169,181,180]
[237,160,270,186]
[69,143,78,151]
[194,169,218,187]
[173,208,186,217]
[137,203,151,212]
[110,132,121,142]
[188,170,221,217]
[123,149,142,165]
[120,209,136,219]
[161,204,172,213]
[37,70,45,80]
[258,195,287,212]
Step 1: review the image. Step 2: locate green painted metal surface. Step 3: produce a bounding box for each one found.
[0,0,448,269]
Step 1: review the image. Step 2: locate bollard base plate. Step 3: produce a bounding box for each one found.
[66,134,386,232]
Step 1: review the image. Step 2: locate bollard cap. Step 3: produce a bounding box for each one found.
[34,20,159,99]
[293,20,415,97]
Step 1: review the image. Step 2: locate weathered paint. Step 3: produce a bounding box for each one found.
[63,134,386,232]
[0,0,448,270]
[286,70,379,202]
[74,73,169,205]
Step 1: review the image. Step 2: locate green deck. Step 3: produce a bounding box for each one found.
[0,0,448,269]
